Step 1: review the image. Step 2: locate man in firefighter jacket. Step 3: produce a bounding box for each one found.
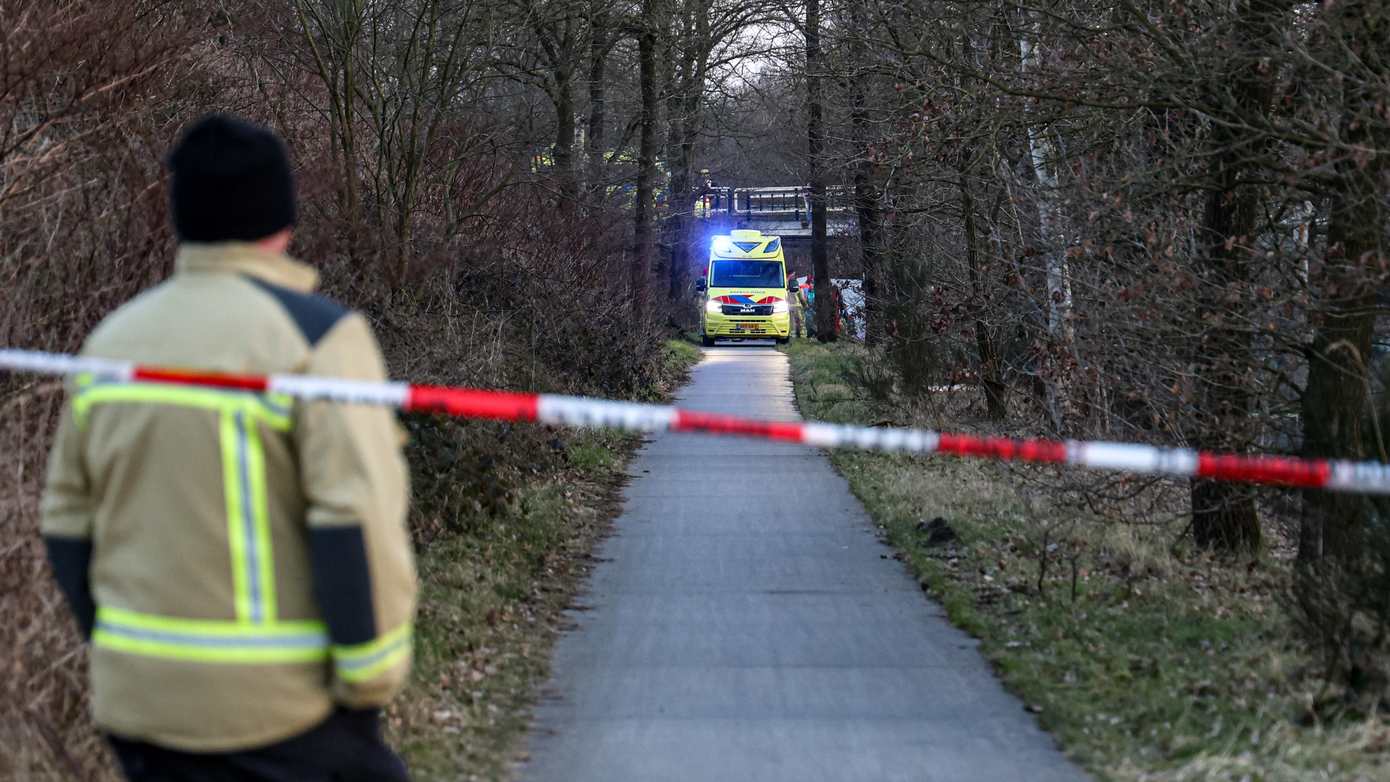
[787,272,806,338]
[40,114,417,781]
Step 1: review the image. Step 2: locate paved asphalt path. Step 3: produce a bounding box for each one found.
[520,345,1086,782]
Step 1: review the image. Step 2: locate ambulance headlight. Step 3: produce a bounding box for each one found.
[706,299,722,314]
[772,300,789,313]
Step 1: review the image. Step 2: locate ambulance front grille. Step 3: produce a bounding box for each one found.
[721,304,773,316]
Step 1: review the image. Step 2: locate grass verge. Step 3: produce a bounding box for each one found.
[391,338,700,781]
[391,428,635,780]
[0,338,699,782]
[784,340,1390,782]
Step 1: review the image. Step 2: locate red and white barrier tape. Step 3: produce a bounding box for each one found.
[4,348,1390,495]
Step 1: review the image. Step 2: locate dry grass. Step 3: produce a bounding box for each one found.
[390,430,636,781]
[1,389,120,782]
[786,340,1390,781]
[0,340,697,780]
[1,1,681,778]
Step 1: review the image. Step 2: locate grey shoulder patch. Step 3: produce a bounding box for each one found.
[245,277,349,346]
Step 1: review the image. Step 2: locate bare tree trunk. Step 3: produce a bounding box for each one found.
[394,150,420,285]
[808,0,834,342]
[1031,144,1073,343]
[1189,147,1264,549]
[668,190,698,300]
[665,92,691,303]
[1187,0,1292,553]
[632,0,658,321]
[293,0,363,245]
[1299,1,1390,561]
[341,30,360,228]
[667,4,708,303]
[852,129,881,347]
[585,0,609,201]
[848,2,882,346]
[666,174,690,300]
[962,171,1008,420]
[553,67,577,204]
[1017,12,1072,427]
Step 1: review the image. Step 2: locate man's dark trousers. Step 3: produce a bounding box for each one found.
[108,708,409,782]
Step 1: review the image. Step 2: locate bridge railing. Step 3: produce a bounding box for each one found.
[693,185,854,220]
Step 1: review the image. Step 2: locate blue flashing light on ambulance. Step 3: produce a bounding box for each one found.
[696,229,791,347]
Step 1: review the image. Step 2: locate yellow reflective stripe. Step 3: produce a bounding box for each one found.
[72,381,292,431]
[266,391,293,412]
[73,381,286,625]
[93,607,328,664]
[223,411,274,624]
[97,606,324,635]
[245,419,277,622]
[69,378,293,630]
[333,623,413,682]
[93,631,328,663]
[221,412,253,622]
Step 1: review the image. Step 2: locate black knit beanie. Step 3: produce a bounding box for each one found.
[168,114,296,243]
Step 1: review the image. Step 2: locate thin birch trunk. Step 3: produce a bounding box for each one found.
[1018,13,1072,427]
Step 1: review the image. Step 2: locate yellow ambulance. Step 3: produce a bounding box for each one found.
[697,229,791,346]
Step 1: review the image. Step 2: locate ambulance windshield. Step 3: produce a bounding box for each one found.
[709,260,783,289]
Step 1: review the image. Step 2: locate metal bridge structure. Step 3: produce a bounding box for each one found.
[689,185,858,242]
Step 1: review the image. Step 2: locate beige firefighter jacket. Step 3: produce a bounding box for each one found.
[40,243,416,751]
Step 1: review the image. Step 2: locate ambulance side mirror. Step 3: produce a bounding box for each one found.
[695,277,706,292]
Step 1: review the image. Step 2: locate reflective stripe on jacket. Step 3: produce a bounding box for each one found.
[40,243,416,752]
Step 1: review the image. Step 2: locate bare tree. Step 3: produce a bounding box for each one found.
[292,0,492,284]
[1299,0,1390,560]
[845,0,885,348]
[498,0,587,203]
[660,0,781,301]
[1014,10,1075,428]
[632,0,659,319]
[1183,0,1295,552]
[585,0,621,199]
[807,0,834,341]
